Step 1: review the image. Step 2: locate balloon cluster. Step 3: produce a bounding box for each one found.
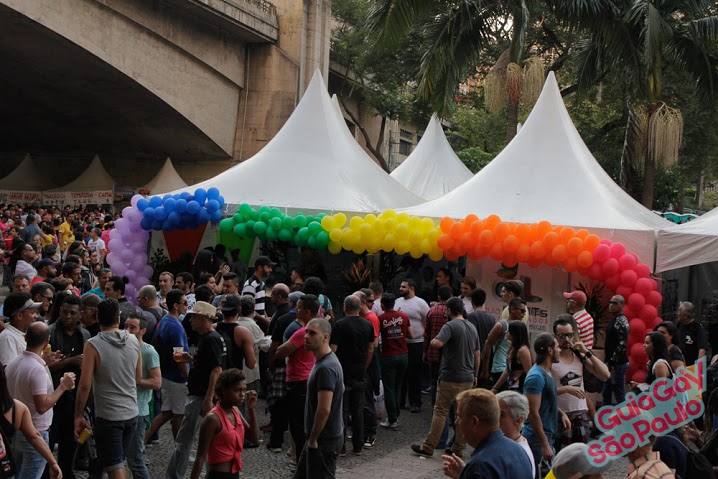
[110,194,154,305]
[219,204,331,250]
[322,210,443,259]
[136,188,224,231]
[436,215,602,266]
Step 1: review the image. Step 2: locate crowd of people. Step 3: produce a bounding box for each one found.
[0,204,716,479]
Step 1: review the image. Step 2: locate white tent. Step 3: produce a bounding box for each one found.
[390,115,473,200]
[171,70,424,214]
[43,155,116,206]
[400,72,670,268]
[656,207,718,272]
[0,154,51,204]
[145,157,188,195]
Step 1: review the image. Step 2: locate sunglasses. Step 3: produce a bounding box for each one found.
[557,333,574,340]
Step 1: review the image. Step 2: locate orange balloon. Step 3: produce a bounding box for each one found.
[460,232,474,250]
[516,244,531,262]
[484,214,501,229]
[528,223,541,242]
[503,254,518,268]
[530,241,547,259]
[577,250,594,268]
[544,231,560,249]
[515,224,531,243]
[479,230,495,247]
[575,229,590,240]
[450,222,464,239]
[528,258,542,269]
[464,214,479,225]
[552,244,568,262]
[567,237,584,255]
[583,234,600,251]
[564,256,578,272]
[559,227,576,244]
[470,220,484,239]
[471,243,489,259]
[544,252,558,267]
[450,244,465,257]
[537,221,553,237]
[437,234,454,250]
[503,235,519,253]
[489,243,504,261]
[440,217,454,234]
[494,222,510,241]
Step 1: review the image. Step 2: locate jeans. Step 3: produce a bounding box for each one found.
[127,415,150,479]
[166,395,204,479]
[381,354,407,423]
[343,380,366,452]
[401,343,423,409]
[602,362,628,406]
[293,436,342,479]
[94,416,136,473]
[421,380,472,455]
[363,366,378,438]
[525,432,554,479]
[13,429,49,479]
[287,380,308,457]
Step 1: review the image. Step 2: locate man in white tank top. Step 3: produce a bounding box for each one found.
[551,317,609,452]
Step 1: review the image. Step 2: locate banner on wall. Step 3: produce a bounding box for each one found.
[466,259,570,339]
[0,190,42,204]
[114,185,149,203]
[42,190,114,207]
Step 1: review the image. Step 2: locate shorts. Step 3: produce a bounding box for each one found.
[161,379,188,414]
[206,471,240,479]
[94,416,136,472]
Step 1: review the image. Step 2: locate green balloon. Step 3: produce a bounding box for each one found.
[253,221,268,235]
[232,213,242,224]
[248,210,258,221]
[307,235,318,249]
[245,220,255,233]
[305,215,315,224]
[239,203,253,219]
[270,208,282,218]
[265,228,277,242]
[220,219,233,233]
[316,230,330,249]
[316,213,326,219]
[259,212,270,223]
[282,217,294,229]
[294,215,307,228]
[258,206,271,215]
[278,229,292,242]
[308,221,322,236]
[297,227,310,241]
[269,217,282,230]
[233,223,247,237]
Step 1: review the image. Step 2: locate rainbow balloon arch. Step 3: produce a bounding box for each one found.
[120,194,661,382]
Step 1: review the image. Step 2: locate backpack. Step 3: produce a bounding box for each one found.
[318,294,330,318]
[665,432,716,479]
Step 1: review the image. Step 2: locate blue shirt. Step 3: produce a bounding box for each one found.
[522,364,558,439]
[153,314,189,384]
[460,429,533,479]
[82,287,105,300]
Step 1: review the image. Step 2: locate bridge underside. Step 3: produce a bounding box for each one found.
[0,5,229,167]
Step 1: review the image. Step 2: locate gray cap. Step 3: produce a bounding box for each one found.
[551,443,611,479]
[288,291,303,304]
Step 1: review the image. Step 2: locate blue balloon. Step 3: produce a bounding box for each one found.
[151,220,163,230]
[162,219,173,231]
[140,217,153,230]
[180,192,190,200]
[206,200,219,212]
[149,196,163,208]
[168,211,181,225]
[181,213,193,225]
[207,187,220,200]
[186,201,200,215]
[154,206,168,222]
[174,199,187,213]
[143,207,155,220]
[137,199,150,211]
[164,198,176,212]
[194,189,207,206]
[217,195,225,208]
[198,208,210,223]
[162,194,173,202]
[210,210,222,223]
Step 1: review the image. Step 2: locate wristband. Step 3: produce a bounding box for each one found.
[585,351,594,360]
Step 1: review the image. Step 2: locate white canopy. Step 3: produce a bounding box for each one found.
[48,155,116,192]
[171,70,424,214]
[400,72,670,268]
[145,157,188,194]
[656,207,718,272]
[390,115,473,200]
[0,154,57,190]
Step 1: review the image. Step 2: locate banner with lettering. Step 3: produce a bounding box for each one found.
[42,190,113,207]
[0,190,42,204]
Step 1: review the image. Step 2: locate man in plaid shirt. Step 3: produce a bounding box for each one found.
[423,285,453,405]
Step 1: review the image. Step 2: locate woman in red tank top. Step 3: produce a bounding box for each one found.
[190,369,259,479]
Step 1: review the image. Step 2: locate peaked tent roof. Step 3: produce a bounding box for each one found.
[145,157,188,194]
[48,155,116,192]
[0,154,58,190]
[400,72,670,268]
[171,70,424,214]
[390,115,473,201]
[656,207,718,272]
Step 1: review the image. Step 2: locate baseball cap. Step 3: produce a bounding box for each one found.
[551,443,610,479]
[562,291,587,303]
[5,294,43,319]
[219,294,240,312]
[188,301,216,318]
[288,291,303,304]
[37,258,59,269]
[255,255,276,267]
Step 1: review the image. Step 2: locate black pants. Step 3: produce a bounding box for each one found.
[293,436,342,479]
[401,342,423,409]
[363,355,379,438]
[269,395,290,448]
[343,380,366,452]
[50,392,78,479]
[287,380,308,456]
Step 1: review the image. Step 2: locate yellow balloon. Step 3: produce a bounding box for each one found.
[396,240,411,255]
[395,223,409,239]
[409,247,423,259]
[384,218,397,231]
[408,216,422,229]
[359,223,372,238]
[368,237,383,253]
[329,228,342,242]
[349,216,363,230]
[328,242,342,254]
[364,214,377,224]
[383,209,397,219]
[428,229,441,242]
[352,244,365,255]
[409,231,422,246]
[429,248,444,261]
[320,216,335,231]
[382,233,396,252]
[333,213,347,228]
[420,238,432,254]
[397,212,410,224]
[421,218,436,232]
[373,219,386,234]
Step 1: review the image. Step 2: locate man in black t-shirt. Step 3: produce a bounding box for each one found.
[330,295,375,455]
[466,288,496,389]
[166,301,226,479]
[677,301,709,366]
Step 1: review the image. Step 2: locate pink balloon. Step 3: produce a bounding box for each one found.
[635,278,652,295]
[599,239,612,246]
[628,293,646,310]
[640,304,658,321]
[620,269,638,287]
[618,254,638,271]
[629,318,647,341]
[604,274,621,290]
[602,258,619,276]
[646,291,662,307]
[635,263,651,278]
[587,263,604,280]
[616,285,633,300]
[610,243,626,259]
[593,244,611,262]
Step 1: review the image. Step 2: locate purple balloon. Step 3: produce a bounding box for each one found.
[125,283,136,300]
[130,241,146,253]
[109,229,121,241]
[115,218,128,230]
[131,256,146,271]
[131,195,143,208]
[120,249,134,262]
[111,262,128,276]
[122,207,133,219]
[136,276,151,287]
[108,239,123,251]
[141,266,153,278]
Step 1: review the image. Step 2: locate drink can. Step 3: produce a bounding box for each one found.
[77,427,92,445]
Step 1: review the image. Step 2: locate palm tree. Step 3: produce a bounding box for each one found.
[545,0,718,208]
[367,0,544,142]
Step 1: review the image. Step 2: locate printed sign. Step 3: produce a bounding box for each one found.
[585,356,707,465]
[0,190,42,204]
[42,190,113,207]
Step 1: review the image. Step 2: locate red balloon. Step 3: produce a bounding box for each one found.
[649,316,663,329]
[639,304,658,321]
[630,369,647,384]
[646,291,662,307]
[618,254,638,271]
[604,274,621,290]
[629,318,647,341]
[610,243,626,259]
[650,279,658,291]
[620,269,638,287]
[616,285,633,300]
[587,263,604,280]
[593,244,611,262]
[635,263,651,278]
[630,342,648,364]
[602,258,619,276]
[628,293,646,310]
[635,278,652,295]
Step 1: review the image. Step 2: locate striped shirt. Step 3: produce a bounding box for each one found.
[627,452,675,479]
[424,302,449,364]
[242,275,266,315]
[573,309,594,349]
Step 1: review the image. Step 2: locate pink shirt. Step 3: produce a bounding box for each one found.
[5,351,54,431]
[286,326,315,382]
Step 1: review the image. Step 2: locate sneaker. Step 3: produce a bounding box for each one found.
[267,444,282,453]
[410,405,421,413]
[388,421,398,429]
[410,444,433,457]
[148,438,160,445]
[364,436,376,448]
[352,447,363,456]
[421,387,431,395]
[346,431,353,440]
[379,419,391,428]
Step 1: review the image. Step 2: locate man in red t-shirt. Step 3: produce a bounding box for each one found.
[378,293,414,429]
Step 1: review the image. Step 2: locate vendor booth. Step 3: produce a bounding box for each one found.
[0,154,53,204]
[43,155,115,208]
[144,157,188,195]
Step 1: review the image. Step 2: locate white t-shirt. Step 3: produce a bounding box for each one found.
[462,296,472,315]
[394,295,430,344]
[15,259,37,281]
[88,238,106,255]
[517,436,536,478]
[236,317,264,383]
[551,354,587,413]
[0,324,27,366]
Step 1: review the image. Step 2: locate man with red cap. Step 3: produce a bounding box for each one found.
[563,291,594,350]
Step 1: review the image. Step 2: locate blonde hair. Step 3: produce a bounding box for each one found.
[456,388,500,428]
